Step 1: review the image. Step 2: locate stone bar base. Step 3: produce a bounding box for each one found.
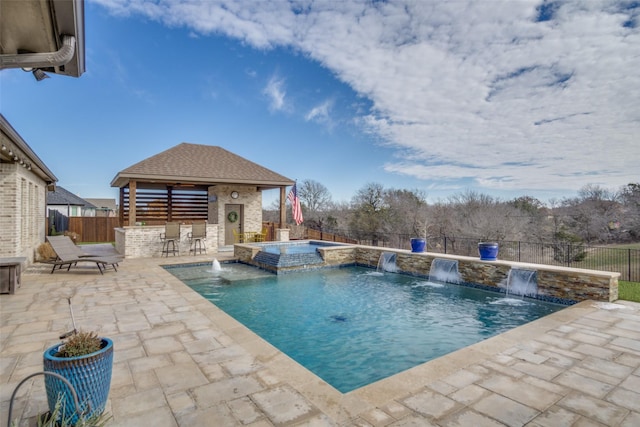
[115,224,219,259]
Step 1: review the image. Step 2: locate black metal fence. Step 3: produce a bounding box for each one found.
[48,209,69,234]
[329,231,640,282]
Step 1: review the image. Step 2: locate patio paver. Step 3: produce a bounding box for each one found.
[1,248,639,426]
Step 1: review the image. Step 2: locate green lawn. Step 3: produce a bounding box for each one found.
[619,281,640,302]
[607,243,640,250]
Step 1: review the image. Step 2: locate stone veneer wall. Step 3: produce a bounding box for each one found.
[115,224,218,259]
[236,242,620,303]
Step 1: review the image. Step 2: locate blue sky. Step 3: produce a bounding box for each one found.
[2,0,639,207]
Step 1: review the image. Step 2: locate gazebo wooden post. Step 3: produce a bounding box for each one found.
[119,187,125,225]
[129,180,137,225]
[167,185,173,222]
[279,186,286,229]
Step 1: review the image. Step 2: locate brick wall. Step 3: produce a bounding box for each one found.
[115,224,219,258]
[0,162,46,264]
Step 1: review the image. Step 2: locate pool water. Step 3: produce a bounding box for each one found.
[166,264,563,393]
[259,241,343,254]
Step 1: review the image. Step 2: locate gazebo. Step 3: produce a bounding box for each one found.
[110,143,294,258]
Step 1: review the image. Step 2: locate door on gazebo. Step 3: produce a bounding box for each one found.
[224,204,243,245]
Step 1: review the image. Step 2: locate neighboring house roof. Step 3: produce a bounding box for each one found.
[1,114,58,185]
[47,186,96,208]
[85,198,117,211]
[0,0,85,78]
[110,142,295,189]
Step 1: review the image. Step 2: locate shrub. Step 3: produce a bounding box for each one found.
[37,242,56,260]
[55,331,103,358]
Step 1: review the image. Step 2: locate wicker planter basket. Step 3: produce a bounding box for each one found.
[43,338,113,423]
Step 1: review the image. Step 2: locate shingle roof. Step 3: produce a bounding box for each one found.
[47,186,96,208]
[110,143,294,189]
[85,198,117,211]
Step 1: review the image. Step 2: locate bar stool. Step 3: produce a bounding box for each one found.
[188,221,207,255]
[160,222,181,256]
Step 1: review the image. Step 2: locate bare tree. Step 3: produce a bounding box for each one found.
[618,183,640,240]
[384,189,428,245]
[349,183,389,244]
[297,179,333,230]
[444,190,526,241]
[509,196,548,242]
[562,184,622,243]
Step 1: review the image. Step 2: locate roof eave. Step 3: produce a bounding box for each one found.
[0,0,85,77]
[0,114,58,184]
[110,174,295,189]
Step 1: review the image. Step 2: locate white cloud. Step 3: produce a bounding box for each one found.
[305,99,334,128]
[95,0,640,195]
[263,74,287,112]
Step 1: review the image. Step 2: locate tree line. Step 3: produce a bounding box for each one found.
[264,181,640,246]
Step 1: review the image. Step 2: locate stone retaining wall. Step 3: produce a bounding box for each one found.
[236,242,620,303]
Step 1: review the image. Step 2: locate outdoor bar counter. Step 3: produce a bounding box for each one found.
[115,224,219,259]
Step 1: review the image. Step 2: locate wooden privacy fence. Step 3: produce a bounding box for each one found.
[306,228,358,244]
[48,217,122,243]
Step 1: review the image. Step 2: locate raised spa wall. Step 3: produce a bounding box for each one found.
[235,242,620,304]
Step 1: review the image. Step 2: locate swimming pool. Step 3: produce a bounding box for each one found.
[166,263,563,393]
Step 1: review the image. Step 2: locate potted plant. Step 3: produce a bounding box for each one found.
[478,241,499,261]
[43,300,113,425]
[9,378,112,427]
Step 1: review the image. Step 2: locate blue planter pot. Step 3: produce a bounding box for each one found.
[411,238,426,253]
[478,242,499,261]
[43,338,113,423]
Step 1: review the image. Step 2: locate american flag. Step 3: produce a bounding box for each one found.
[287,183,304,225]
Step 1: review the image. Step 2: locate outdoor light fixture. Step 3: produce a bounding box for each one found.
[22,67,50,81]
[8,149,13,156]
[13,155,18,161]
[32,69,50,81]
[1,144,6,151]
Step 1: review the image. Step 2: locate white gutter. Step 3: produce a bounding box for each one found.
[0,35,76,70]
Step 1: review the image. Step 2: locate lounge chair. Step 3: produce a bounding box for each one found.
[46,236,121,274]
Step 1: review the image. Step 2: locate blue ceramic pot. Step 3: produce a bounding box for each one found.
[411,238,426,253]
[43,338,113,424]
[478,242,499,261]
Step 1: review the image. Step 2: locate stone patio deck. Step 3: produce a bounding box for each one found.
[1,247,639,426]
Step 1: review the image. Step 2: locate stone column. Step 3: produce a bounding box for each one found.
[276,228,290,242]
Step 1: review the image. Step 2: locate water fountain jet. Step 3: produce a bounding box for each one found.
[428,259,461,283]
[505,268,537,298]
[377,252,398,273]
